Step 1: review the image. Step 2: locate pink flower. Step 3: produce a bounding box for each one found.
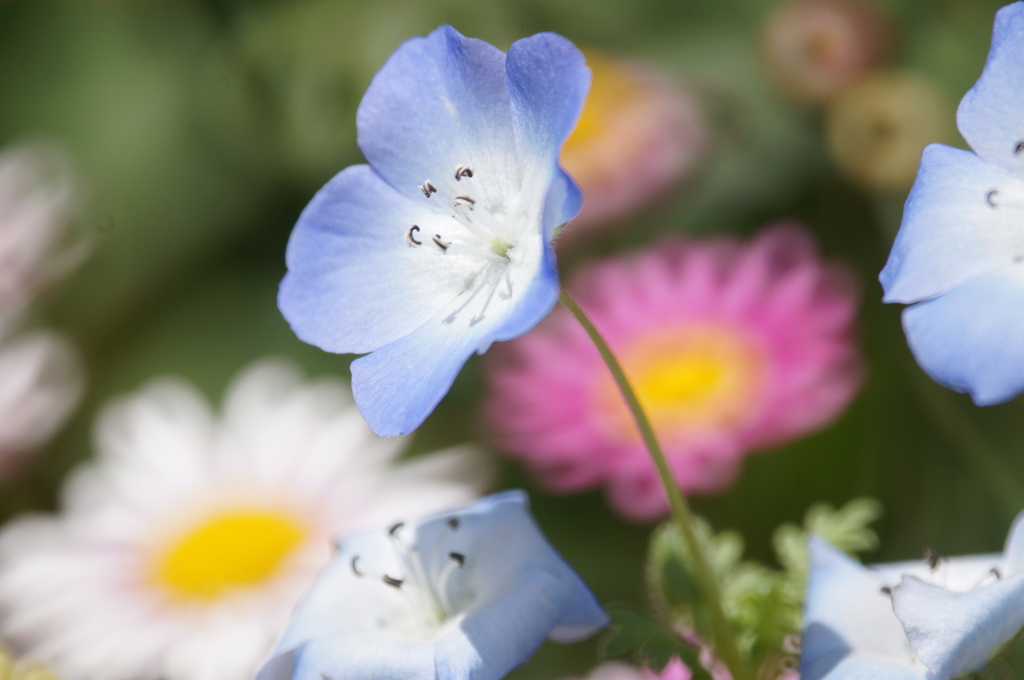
[557,51,710,243]
[485,224,862,520]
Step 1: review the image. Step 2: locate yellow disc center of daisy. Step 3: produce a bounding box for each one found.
[150,509,307,601]
[600,324,766,441]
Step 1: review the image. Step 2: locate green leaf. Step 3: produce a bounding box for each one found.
[599,609,713,680]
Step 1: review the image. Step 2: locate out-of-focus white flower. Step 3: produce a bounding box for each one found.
[0,360,492,680]
[0,330,83,480]
[0,144,85,313]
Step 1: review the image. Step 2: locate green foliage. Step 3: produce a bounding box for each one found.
[646,499,883,676]
[600,610,713,680]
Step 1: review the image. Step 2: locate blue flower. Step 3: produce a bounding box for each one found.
[278,26,590,436]
[801,512,1024,680]
[880,2,1024,405]
[256,490,608,680]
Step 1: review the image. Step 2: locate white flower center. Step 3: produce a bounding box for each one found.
[406,165,520,327]
[350,517,473,641]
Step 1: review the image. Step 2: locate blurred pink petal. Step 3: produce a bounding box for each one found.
[485,224,862,520]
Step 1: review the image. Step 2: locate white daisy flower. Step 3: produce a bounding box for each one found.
[0,329,83,479]
[0,360,492,680]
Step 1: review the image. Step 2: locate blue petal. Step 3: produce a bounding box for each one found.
[260,637,435,680]
[957,2,1024,174]
[505,32,590,220]
[350,247,558,437]
[880,144,1024,304]
[1003,511,1024,573]
[279,165,480,353]
[801,538,932,680]
[356,26,519,206]
[891,574,1024,680]
[544,166,584,242]
[902,267,1024,405]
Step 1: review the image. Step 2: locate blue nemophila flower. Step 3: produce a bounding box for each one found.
[278,26,590,436]
[257,490,608,680]
[802,512,1024,680]
[880,2,1024,405]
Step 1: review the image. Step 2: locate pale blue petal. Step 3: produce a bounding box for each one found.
[349,311,484,437]
[279,165,476,354]
[490,248,558,343]
[891,573,1024,680]
[351,240,557,436]
[262,636,435,680]
[902,267,1024,405]
[880,144,1024,304]
[1003,511,1024,573]
[957,2,1024,174]
[801,538,931,680]
[356,25,520,207]
[506,33,590,170]
[543,166,584,242]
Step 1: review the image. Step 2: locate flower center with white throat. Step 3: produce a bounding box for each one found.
[405,164,520,328]
[346,516,473,641]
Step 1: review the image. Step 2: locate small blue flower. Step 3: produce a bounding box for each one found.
[279,26,590,436]
[880,1,1024,405]
[256,490,608,680]
[802,512,1024,680]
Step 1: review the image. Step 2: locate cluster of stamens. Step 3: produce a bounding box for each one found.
[406,164,520,326]
[879,548,1003,596]
[347,516,468,632]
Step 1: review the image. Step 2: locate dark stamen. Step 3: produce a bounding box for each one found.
[447,517,460,530]
[432,235,450,252]
[405,225,422,246]
[389,522,405,537]
[986,189,999,208]
[455,165,474,181]
[880,586,892,595]
[991,567,1003,580]
[419,181,438,197]
[351,556,363,577]
[382,575,404,589]
[1015,140,1024,156]
[449,552,466,567]
[924,548,940,570]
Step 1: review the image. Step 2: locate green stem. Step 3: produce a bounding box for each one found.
[559,289,752,680]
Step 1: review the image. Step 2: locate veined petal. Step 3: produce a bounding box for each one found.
[352,233,556,437]
[891,573,1024,680]
[506,32,590,226]
[956,2,1024,175]
[880,144,1024,304]
[801,538,931,680]
[356,26,519,209]
[902,267,1024,405]
[279,165,475,353]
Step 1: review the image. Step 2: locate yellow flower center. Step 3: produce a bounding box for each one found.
[597,324,766,441]
[149,509,308,602]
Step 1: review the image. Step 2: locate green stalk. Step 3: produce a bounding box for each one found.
[559,289,752,680]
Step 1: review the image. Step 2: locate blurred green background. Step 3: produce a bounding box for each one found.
[2,0,1023,677]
